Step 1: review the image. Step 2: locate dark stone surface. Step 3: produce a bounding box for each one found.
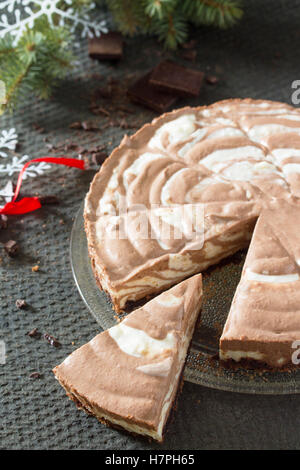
[1,0,300,450]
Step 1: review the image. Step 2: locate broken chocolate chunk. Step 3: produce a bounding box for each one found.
[16,299,27,309]
[4,240,19,257]
[149,60,204,97]
[27,328,41,339]
[44,333,61,348]
[88,32,123,61]
[127,73,178,113]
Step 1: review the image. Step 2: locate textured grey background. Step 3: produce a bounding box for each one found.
[1,0,300,450]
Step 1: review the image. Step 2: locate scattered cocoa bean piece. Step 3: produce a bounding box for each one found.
[4,240,19,257]
[44,333,61,348]
[32,123,45,133]
[206,75,219,85]
[69,121,82,129]
[81,121,99,131]
[27,328,41,339]
[16,299,27,309]
[0,215,8,229]
[29,372,42,379]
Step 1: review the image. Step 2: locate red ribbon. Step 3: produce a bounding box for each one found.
[0,157,85,215]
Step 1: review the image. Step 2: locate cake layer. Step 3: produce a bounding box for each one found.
[220,199,300,367]
[53,274,203,441]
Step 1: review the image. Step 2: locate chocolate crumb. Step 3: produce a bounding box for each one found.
[0,214,8,229]
[16,299,27,309]
[81,120,99,131]
[206,75,219,85]
[29,372,42,379]
[69,121,82,129]
[27,328,41,339]
[92,152,107,166]
[44,333,61,348]
[32,123,45,133]
[181,49,197,61]
[4,240,19,257]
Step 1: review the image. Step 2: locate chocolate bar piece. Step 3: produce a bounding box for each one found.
[127,73,178,113]
[149,60,204,97]
[88,32,123,61]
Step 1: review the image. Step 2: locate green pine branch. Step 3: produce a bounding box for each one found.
[182,0,243,28]
[106,0,244,49]
[0,20,74,114]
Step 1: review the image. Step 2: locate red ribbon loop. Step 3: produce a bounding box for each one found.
[0,157,85,216]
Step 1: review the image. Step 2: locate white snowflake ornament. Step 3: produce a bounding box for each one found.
[0,179,14,208]
[0,127,18,157]
[0,0,108,45]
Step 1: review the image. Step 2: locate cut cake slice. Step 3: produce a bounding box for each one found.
[53,273,202,441]
[220,199,300,367]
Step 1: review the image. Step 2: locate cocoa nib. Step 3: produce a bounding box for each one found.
[206,75,219,85]
[4,240,19,257]
[29,372,42,379]
[16,299,27,309]
[0,215,8,229]
[69,121,82,129]
[27,328,41,339]
[81,120,99,131]
[44,333,61,348]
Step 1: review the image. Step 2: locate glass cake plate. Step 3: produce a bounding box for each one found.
[70,201,300,394]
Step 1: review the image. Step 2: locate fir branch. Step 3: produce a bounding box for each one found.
[182,0,243,28]
[0,21,74,113]
[106,0,148,36]
[153,9,189,49]
[106,0,243,47]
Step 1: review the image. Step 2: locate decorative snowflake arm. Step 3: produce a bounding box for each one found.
[0,127,18,157]
[0,0,108,45]
[0,154,51,178]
